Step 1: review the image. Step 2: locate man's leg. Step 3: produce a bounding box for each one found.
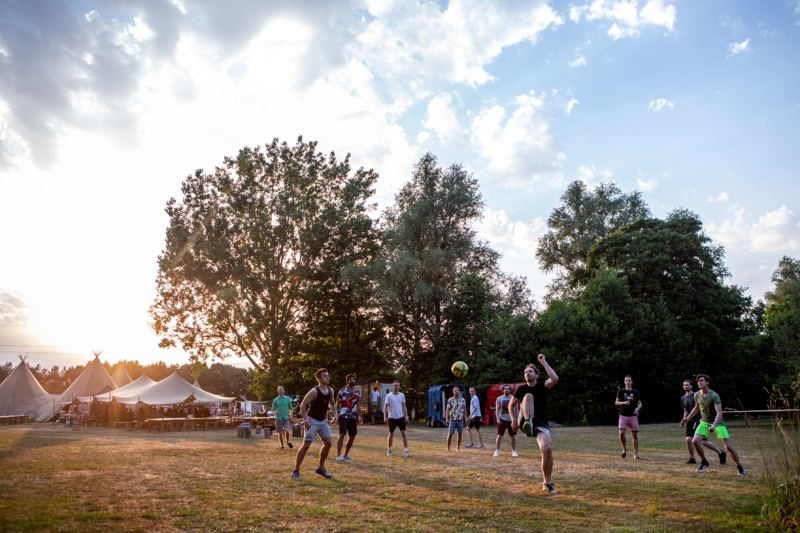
[388,428,394,449]
[344,434,356,456]
[510,434,517,452]
[467,423,476,445]
[721,438,742,466]
[294,439,313,471]
[475,425,484,447]
[319,437,332,467]
[278,424,285,447]
[521,394,534,422]
[632,431,639,458]
[619,429,627,456]
[400,429,408,448]
[495,433,503,451]
[692,433,707,461]
[701,438,723,455]
[456,430,462,450]
[337,432,346,456]
[685,436,695,459]
[536,430,554,485]
[447,432,453,451]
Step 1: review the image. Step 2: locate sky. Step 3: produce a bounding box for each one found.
[1,0,798,370]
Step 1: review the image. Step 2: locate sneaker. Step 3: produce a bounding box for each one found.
[493,450,500,457]
[621,451,626,458]
[737,465,746,476]
[387,448,392,456]
[335,454,345,461]
[404,450,410,458]
[685,458,697,464]
[291,470,301,481]
[466,443,475,448]
[512,450,519,457]
[344,455,353,460]
[476,444,485,449]
[696,460,710,473]
[287,442,293,449]
[542,483,557,494]
[280,446,285,450]
[718,451,727,465]
[314,466,332,479]
[522,421,534,438]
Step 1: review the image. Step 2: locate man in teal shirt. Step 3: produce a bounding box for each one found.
[272,386,294,450]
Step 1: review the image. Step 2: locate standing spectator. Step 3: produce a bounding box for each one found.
[466,387,485,449]
[616,375,642,459]
[384,380,410,457]
[272,386,294,450]
[446,386,468,452]
[335,374,361,461]
[493,385,518,457]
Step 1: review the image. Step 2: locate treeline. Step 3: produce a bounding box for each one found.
[0,360,252,398]
[146,136,799,424]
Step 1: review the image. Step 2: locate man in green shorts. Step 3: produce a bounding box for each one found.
[271,386,294,450]
[680,374,745,475]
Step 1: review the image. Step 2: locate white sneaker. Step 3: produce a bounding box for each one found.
[512,450,519,457]
[387,448,392,456]
[343,455,353,460]
[335,454,345,461]
[493,450,500,457]
[404,449,410,457]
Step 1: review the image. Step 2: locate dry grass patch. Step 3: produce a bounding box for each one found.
[0,421,775,532]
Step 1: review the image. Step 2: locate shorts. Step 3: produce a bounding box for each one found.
[517,413,550,437]
[448,419,464,434]
[467,417,482,429]
[497,419,516,436]
[276,418,291,433]
[339,417,358,436]
[685,418,700,438]
[695,421,730,439]
[303,417,332,441]
[618,415,639,432]
[388,417,407,433]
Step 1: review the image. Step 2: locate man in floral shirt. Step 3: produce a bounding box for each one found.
[335,374,362,461]
[445,386,468,452]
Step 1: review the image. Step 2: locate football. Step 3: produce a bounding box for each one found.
[451,361,469,378]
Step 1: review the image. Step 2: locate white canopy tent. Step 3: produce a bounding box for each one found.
[91,374,156,403]
[0,357,52,417]
[101,372,235,405]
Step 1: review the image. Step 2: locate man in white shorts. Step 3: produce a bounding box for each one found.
[291,368,337,481]
[384,380,410,457]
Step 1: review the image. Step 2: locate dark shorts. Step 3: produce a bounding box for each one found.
[685,418,701,438]
[339,417,358,436]
[518,413,550,436]
[388,417,406,433]
[467,417,481,429]
[497,419,517,436]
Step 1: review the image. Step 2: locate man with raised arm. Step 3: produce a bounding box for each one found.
[291,368,337,481]
[680,374,745,475]
[384,380,410,457]
[509,354,559,494]
[335,374,362,461]
[271,385,294,450]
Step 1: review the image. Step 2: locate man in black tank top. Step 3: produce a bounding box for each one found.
[291,368,338,481]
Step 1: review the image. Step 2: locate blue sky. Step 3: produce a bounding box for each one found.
[0,0,798,368]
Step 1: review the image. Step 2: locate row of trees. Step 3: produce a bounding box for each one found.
[148,136,798,423]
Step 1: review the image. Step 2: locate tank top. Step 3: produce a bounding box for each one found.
[307,386,331,421]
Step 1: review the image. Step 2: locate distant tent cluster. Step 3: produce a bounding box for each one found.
[0,354,235,422]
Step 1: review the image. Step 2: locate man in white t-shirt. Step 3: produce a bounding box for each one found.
[466,387,485,449]
[383,380,410,457]
[371,387,380,416]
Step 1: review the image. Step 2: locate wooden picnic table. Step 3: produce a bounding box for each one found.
[0,415,28,425]
[234,416,276,430]
[144,417,227,432]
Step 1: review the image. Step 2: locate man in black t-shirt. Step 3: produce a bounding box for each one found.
[681,379,724,465]
[509,353,560,495]
[615,375,642,459]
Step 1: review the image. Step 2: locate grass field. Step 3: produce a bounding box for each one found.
[0,420,778,532]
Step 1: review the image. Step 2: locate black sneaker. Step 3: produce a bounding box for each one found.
[287,442,293,449]
[542,483,557,494]
[291,470,301,481]
[737,465,745,476]
[696,460,710,473]
[718,451,727,465]
[315,466,332,479]
[685,458,697,464]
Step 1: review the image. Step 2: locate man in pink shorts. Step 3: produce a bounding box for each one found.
[615,375,642,459]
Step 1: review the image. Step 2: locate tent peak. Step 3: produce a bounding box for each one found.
[91,350,103,359]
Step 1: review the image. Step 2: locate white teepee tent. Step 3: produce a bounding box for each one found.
[0,356,52,416]
[33,351,117,421]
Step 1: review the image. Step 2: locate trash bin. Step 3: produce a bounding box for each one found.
[292,422,302,438]
[237,423,251,438]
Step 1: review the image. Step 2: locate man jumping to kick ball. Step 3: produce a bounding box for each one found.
[509,354,559,494]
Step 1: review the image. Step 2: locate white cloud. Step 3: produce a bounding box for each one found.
[728,39,751,57]
[422,93,469,148]
[570,0,676,40]
[707,192,729,202]
[708,205,800,252]
[566,98,580,114]
[577,165,613,185]
[470,91,565,187]
[636,168,657,191]
[648,98,674,111]
[569,55,587,67]
[416,130,431,144]
[476,209,545,256]
[0,290,30,326]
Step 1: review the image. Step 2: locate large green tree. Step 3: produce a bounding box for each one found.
[150,137,382,391]
[536,181,650,297]
[765,256,800,392]
[374,153,499,391]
